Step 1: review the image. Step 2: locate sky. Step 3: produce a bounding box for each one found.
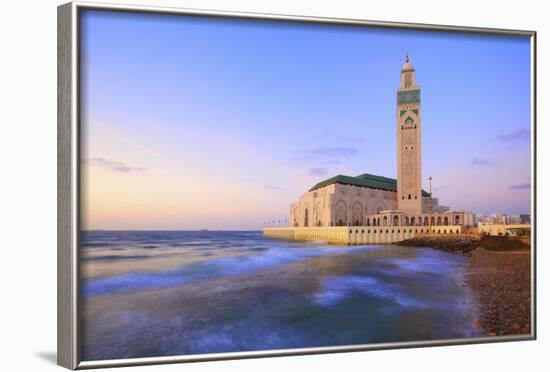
[80,10,532,231]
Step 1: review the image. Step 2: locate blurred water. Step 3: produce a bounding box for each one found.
[80,230,480,361]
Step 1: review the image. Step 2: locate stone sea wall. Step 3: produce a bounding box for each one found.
[263,225,462,245]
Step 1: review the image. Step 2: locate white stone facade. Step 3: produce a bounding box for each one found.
[289,183,472,228]
[290,183,398,227]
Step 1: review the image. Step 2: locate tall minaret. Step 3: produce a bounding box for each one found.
[396,52,422,214]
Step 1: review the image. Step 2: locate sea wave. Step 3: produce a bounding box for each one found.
[313,274,427,309]
[82,245,377,297]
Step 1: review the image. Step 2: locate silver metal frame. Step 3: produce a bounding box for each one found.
[57,1,537,369]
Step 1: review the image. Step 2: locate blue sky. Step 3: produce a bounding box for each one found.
[80,10,532,230]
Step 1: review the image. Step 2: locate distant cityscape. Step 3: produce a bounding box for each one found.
[476,213,531,226]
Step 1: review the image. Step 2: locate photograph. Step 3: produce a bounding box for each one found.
[77,7,533,362]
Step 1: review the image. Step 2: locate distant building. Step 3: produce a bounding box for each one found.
[289,54,474,228]
[491,213,508,225]
[510,214,531,224]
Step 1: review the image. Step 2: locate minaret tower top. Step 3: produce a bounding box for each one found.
[400,52,417,90]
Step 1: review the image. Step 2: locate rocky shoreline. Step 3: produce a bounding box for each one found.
[398,236,531,336]
[467,247,531,336]
[396,235,480,254]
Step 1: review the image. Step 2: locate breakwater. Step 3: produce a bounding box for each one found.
[263,225,462,245]
[397,235,480,254]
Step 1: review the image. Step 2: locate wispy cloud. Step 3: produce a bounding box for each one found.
[510,183,530,190]
[264,185,287,192]
[471,158,495,167]
[86,157,147,173]
[308,167,328,176]
[498,128,530,142]
[306,146,358,158]
[292,146,359,168]
[433,184,452,193]
[317,131,364,144]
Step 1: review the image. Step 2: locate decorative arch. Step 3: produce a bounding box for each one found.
[335,200,347,227]
[352,202,363,226]
[444,216,449,226]
[393,215,399,226]
[423,216,429,226]
[314,201,323,227]
[372,200,385,215]
[454,215,461,225]
[437,216,442,225]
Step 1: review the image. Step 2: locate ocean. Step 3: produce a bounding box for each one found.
[80,230,480,361]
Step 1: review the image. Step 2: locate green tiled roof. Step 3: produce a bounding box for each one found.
[309,172,429,197]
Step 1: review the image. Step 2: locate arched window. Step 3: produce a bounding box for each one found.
[411,217,416,226]
[366,218,370,226]
[335,200,347,227]
[423,216,429,226]
[383,216,388,226]
[444,217,449,226]
[304,209,309,227]
[408,194,411,200]
[437,216,442,225]
[393,215,399,226]
[352,202,364,227]
[405,216,409,226]
[455,215,460,225]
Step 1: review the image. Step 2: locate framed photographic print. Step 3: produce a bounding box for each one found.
[57,1,536,369]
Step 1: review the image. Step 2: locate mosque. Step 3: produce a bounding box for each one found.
[289,54,474,229]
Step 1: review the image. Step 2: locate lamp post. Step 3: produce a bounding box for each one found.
[428,176,433,235]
